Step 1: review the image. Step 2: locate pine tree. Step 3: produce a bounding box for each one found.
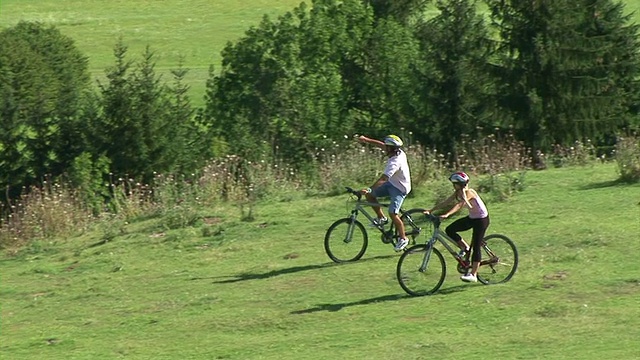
[413,0,494,158]
[0,22,90,201]
[487,0,640,150]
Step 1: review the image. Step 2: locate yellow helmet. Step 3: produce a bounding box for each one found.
[383,134,403,147]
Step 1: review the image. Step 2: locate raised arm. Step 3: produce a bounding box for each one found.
[357,135,386,150]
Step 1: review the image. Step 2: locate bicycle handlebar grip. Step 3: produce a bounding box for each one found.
[345,186,362,199]
[425,213,441,226]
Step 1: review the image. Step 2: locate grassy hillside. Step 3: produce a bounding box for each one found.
[0,0,302,107]
[1,162,639,359]
[2,0,639,107]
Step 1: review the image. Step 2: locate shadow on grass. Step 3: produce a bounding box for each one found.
[290,284,469,314]
[200,254,398,284]
[580,178,630,190]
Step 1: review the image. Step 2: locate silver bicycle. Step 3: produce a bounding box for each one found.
[396,213,518,296]
[324,187,431,263]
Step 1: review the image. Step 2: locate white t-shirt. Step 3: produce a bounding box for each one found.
[383,149,411,194]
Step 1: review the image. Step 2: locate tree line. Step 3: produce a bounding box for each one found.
[1,0,639,205]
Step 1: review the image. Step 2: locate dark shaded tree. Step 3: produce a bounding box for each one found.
[356,18,424,135]
[94,42,205,182]
[486,0,640,150]
[166,58,212,173]
[206,0,376,163]
[362,0,431,24]
[411,0,494,158]
[0,22,90,201]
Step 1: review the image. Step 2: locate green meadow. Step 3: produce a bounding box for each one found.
[0,0,302,107]
[1,163,639,359]
[2,1,640,358]
[2,0,639,107]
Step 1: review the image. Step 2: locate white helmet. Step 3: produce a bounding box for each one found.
[449,172,470,185]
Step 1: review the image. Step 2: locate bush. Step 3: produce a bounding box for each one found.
[476,171,527,202]
[317,141,385,195]
[614,135,640,183]
[0,180,95,250]
[546,140,598,168]
[454,132,530,202]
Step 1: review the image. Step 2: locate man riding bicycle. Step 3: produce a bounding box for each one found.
[357,134,412,251]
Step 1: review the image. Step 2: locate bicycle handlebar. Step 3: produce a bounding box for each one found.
[424,212,442,228]
[344,186,363,200]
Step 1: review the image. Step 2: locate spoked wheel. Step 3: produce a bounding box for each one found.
[400,208,433,245]
[396,244,446,296]
[324,218,368,263]
[476,234,518,285]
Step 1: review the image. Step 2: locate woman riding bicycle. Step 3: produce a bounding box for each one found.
[357,134,412,252]
[424,172,489,283]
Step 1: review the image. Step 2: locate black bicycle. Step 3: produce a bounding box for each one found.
[324,187,432,263]
[397,213,518,296]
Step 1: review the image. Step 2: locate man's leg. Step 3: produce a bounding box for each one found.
[365,192,385,219]
[390,213,405,239]
[369,183,393,220]
[388,187,408,251]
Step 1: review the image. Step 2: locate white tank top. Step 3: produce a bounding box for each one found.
[466,195,488,219]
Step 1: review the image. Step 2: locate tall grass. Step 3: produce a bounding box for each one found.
[3,134,637,252]
[0,180,94,251]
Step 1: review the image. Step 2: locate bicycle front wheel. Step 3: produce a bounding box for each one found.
[477,234,518,285]
[396,244,446,296]
[324,218,368,263]
[400,208,434,244]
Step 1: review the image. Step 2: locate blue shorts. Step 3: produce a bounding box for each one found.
[371,182,407,215]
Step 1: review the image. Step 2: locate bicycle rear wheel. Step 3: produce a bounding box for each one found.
[476,234,518,285]
[400,208,434,244]
[396,244,446,296]
[324,218,368,263]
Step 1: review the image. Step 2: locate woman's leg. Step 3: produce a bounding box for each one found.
[446,217,473,251]
[469,217,490,275]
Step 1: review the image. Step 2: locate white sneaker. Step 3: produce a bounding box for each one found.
[394,238,409,252]
[460,273,477,283]
[370,217,388,227]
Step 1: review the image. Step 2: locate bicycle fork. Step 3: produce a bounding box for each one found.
[343,211,359,244]
[419,244,434,272]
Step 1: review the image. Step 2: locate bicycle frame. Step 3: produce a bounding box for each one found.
[349,200,390,226]
[345,189,421,241]
[419,214,498,272]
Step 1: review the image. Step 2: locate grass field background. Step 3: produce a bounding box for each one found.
[0,0,302,107]
[2,2,640,357]
[1,163,639,359]
[2,0,639,107]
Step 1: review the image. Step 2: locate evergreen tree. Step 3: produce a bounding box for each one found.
[129,46,172,179]
[96,42,198,182]
[362,0,431,24]
[486,0,640,150]
[578,0,640,134]
[95,40,137,179]
[413,0,494,158]
[166,59,211,173]
[0,22,90,201]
